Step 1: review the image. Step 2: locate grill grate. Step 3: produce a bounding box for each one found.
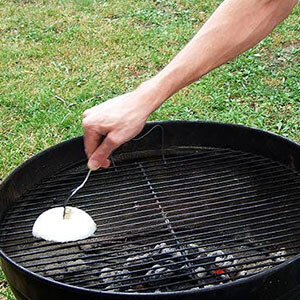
[1,147,300,293]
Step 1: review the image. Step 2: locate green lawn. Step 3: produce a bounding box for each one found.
[0,0,299,299]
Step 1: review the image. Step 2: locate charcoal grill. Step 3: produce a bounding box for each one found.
[1,121,300,300]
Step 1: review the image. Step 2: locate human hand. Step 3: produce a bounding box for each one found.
[82,89,155,170]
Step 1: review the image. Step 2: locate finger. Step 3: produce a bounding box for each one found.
[83,130,103,159]
[87,134,120,170]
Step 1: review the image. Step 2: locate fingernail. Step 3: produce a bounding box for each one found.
[87,159,99,170]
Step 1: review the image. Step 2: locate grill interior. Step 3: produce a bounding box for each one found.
[1,146,300,293]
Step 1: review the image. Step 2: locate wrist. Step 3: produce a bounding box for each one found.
[134,80,167,113]
[135,74,176,110]
[139,61,190,102]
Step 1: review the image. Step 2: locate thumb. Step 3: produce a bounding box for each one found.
[87,133,120,170]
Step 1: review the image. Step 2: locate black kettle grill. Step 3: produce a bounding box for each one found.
[1,121,300,300]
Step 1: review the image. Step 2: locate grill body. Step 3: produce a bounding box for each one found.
[1,121,300,300]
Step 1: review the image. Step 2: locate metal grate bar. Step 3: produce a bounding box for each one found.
[138,162,202,285]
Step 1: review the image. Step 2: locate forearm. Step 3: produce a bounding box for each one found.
[140,0,297,111]
[82,0,297,169]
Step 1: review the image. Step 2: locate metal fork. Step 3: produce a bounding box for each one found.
[63,170,92,218]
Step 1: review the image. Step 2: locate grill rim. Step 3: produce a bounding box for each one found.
[1,120,300,299]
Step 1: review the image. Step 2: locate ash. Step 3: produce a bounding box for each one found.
[97,242,289,293]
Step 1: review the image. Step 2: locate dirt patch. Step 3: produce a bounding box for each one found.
[282,41,300,52]
[264,41,299,68]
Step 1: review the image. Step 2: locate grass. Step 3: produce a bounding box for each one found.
[0,269,14,300]
[0,0,299,299]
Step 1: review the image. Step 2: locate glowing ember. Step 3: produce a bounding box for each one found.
[214,269,225,275]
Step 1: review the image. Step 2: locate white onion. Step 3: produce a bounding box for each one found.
[32,207,96,243]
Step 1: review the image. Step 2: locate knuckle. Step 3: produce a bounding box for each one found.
[82,118,90,128]
[82,120,98,132]
[107,135,120,147]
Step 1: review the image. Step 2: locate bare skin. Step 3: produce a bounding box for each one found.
[82,0,298,170]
